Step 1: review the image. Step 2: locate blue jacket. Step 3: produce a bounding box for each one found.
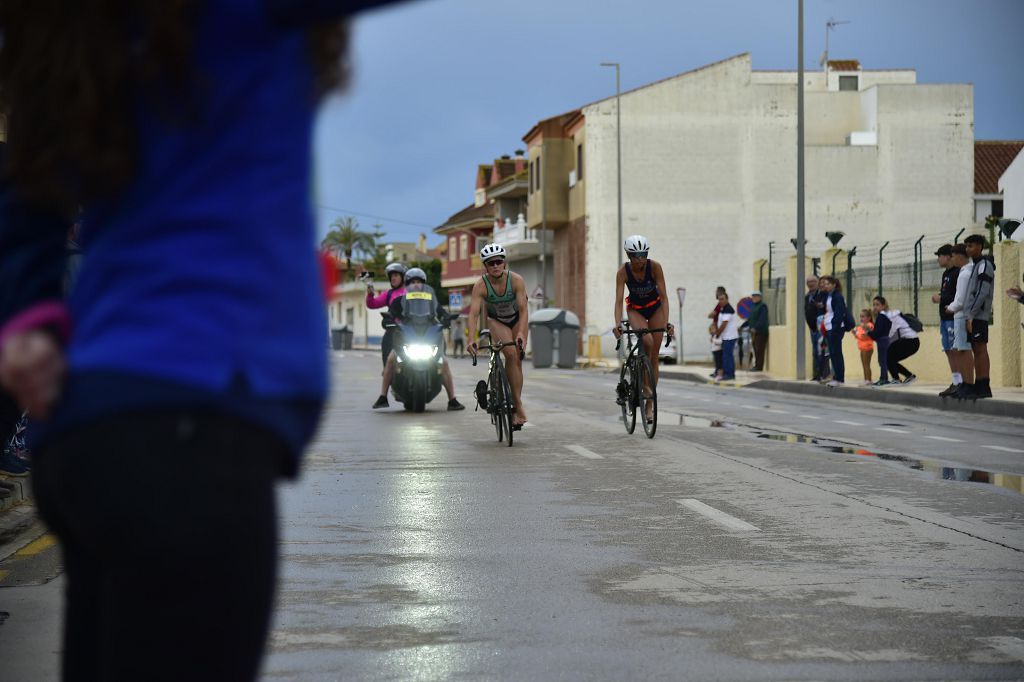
[824,292,852,332]
[0,1,401,468]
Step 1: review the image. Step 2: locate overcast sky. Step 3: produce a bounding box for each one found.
[313,0,1024,246]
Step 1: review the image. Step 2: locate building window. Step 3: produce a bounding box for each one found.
[449,237,457,261]
[345,308,354,326]
[992,200,1004,218]
[460,234,468,260]
[536,155,541,190]
[838,75,858,91]
[528,161,533,194]
[576,144,583,181]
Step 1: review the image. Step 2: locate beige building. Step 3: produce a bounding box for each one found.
[527,53,974,358]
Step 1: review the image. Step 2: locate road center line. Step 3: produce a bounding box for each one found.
[836,420,863,426]
[982,445,1024,453]
[676,499,760,532]
[925,435,963,442]
[798,414,822,420]
[565,444,604,460]
[876,427,909,434]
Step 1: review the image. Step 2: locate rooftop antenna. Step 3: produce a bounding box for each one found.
[820,18,851,69]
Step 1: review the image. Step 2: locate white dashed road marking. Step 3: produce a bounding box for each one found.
[982,445,1024,454]
[799,414,822,420]
[876,427,909,434]
[565,444,604,460]
[836,420,863,426]
[925,435,964,442]
[676,499,760,532]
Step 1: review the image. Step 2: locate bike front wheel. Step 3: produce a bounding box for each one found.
[638,355,658,438]
[491,370,505,443]
[619,361,637,434]
[497,364,515,447]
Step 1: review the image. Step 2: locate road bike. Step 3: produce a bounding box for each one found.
[471,330,525,446]
[615,324,671,438]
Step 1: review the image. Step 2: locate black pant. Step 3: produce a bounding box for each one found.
[381,328,395,367]
[887,337,920,381]
[33,411,284,682]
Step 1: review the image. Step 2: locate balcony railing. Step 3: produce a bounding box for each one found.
[491,214,538,246]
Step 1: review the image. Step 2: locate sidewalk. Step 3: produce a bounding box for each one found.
[656,363,1024,419]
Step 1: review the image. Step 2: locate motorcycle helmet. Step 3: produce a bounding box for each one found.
[385,262,406,276]
[404,267,427,285]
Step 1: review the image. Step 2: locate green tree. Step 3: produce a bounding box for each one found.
[321,216,376,280]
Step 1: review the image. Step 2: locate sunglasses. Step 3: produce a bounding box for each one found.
[628,252,648,259]
[485,258,506,266]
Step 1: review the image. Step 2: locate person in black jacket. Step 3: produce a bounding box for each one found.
[804,275,826,380]
[931,245,960,396]
[868,296,894,385]
[820,275,851,386]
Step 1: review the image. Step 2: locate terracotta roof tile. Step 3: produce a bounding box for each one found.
[435,203,495,232]
[975,141,1024,194]
[827,59,861,71]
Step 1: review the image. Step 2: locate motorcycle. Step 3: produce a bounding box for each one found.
[381,285,455,412]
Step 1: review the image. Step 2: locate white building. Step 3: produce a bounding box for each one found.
[575,53,973,358]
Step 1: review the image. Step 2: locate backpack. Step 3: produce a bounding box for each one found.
[900,313,924,332]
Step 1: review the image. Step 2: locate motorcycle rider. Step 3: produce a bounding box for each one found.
[366,262,407,367]
[372,268,466,411]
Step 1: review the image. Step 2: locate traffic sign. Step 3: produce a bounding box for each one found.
[736,296,754,319]
[448,292,463,310]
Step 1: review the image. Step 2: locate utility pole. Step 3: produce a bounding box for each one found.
[796,0,807,379]
[601,62,622,270]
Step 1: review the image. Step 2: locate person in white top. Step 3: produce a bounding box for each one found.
[943,243,975,398]
[713,292,740,381]
[884,307,920,384]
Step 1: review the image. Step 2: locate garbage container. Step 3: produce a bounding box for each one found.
[331,326,354,351]
[528,308,581,369]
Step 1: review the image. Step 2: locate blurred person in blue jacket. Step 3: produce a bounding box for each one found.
[0,2,404,679]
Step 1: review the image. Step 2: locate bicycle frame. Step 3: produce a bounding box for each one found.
[471,330,524,445]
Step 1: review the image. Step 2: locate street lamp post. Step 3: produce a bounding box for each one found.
[795,0,807,379]
[601,62,622,271]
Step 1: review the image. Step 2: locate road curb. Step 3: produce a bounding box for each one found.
[659,372,1022,418]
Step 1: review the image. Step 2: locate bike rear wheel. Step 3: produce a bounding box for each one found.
[619,361,637,434]
[638,355,658,438]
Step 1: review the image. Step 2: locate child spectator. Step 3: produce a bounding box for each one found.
[853,309,875,384]
[868,297,894,385]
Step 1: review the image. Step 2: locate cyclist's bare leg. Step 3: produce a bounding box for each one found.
[646,305,668,386]
[489,319,527,425]
[440,358,456,400]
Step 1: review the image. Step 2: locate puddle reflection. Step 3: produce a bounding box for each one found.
[756,433,1023,496]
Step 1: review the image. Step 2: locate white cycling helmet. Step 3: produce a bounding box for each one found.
[623,235,650,254]
[404,267,427,285]
[385,262,406,276]
[479,243,507,263]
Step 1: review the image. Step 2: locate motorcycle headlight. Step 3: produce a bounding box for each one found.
[404,344,438,361]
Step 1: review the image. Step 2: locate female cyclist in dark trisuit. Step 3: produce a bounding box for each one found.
[612,235,673,420]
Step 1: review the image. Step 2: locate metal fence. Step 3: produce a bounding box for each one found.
[760,276,787,327]
[846,260,943,325]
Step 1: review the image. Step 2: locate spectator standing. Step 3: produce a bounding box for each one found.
[707,286,726,377]
[944,244,974,398]
[746,291,769,371]
[884,306,921,383]
[0,3,405,680]
[853,309,875,384]
[714,292,740,381]
[868,296,894,385]
[804,275,825,381]
[931,245,960,396]
[820,275,851,386]
[962,234,996,399]
[451,317,465,358]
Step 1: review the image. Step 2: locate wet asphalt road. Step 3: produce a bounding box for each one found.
[263,351,1024,680]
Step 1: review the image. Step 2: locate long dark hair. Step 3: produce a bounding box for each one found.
[0,1,349,210]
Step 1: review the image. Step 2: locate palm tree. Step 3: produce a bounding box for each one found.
[321,216,376,280]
